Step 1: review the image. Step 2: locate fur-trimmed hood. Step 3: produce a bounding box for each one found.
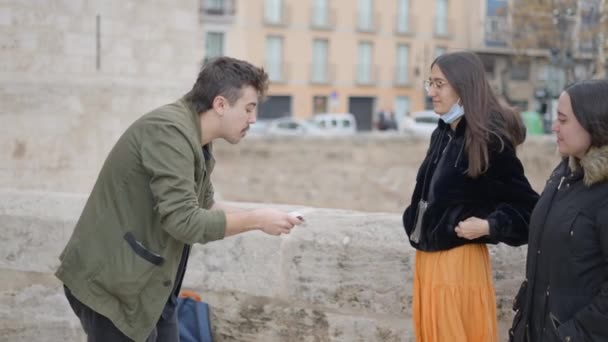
[513,145,608,342]
[569,145,608,186]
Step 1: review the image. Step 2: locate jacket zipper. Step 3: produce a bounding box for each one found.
[557,176,565,190]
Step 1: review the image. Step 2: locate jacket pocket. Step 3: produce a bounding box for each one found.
[90,231,164,309]
[550,312,562,330]
[567,212,596,257]
[428,203,465,245]
[124,232,165,266]
[543,312,563,341]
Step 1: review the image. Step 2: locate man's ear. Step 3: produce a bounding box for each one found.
[212,95,227,116]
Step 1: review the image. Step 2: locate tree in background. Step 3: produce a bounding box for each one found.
[510,0,606,87]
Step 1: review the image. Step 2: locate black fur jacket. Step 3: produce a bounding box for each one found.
[402,118,539,251]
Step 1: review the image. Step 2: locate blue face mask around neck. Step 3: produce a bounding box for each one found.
[440,101,465,124]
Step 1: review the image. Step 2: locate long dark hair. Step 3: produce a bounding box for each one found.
[432,51,526,177]
[565,79,608,148]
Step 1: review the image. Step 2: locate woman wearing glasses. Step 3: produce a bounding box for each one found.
[402,51,539,342]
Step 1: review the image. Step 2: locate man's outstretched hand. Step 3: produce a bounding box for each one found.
[223,207,304,237]
[253,208,304,236]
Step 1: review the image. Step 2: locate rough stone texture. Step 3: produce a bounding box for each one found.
[0,190,524,341]
[212,134,558,213]
[0,275,85,342]
[1,1,559,215]
[204,291,414,342]
[1,0,204,194]
[2,132,560,213]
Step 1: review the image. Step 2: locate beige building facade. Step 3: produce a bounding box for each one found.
[203,0,607,132]
[201,0,472,130]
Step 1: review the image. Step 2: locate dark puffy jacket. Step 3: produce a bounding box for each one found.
[402,118,539,251]
[510,146,608,342]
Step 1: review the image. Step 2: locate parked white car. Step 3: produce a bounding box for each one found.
[399,110,440,136]
[247,120,272,135]
[265,117,325,136]
[310,113,357,134]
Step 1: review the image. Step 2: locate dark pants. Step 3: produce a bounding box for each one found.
[64,286,179,342]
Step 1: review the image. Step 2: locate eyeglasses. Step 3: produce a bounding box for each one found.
[424,78,447,92]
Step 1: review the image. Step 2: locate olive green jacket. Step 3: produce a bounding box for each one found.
[55,98,226,341]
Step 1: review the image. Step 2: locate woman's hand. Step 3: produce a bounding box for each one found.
[455,217,490,240]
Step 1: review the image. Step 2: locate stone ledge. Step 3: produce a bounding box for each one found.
[0,190,525,341]
[0,281,85,342]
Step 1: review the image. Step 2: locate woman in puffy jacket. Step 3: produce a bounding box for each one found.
[510,79,608,342]
[402,51,539,342]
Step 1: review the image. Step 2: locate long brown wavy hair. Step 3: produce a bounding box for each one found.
[432,51,526,178]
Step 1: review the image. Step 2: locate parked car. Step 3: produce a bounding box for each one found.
[247,119,272,135]
[310,113,357,134]
[399,110,440,136]
[265,117,325,136]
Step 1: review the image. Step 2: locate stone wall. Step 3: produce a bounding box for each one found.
[1,2,561,213]
[210,134,559,213]
[2,132,560,213]
[1,0,204,192]
[0,190,526,341]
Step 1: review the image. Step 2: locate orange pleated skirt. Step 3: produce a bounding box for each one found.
[413,243,498,342]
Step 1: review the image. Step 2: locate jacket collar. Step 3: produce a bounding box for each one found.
[179,96,203,146]
[568,145,608,186]
[437,116,467,137]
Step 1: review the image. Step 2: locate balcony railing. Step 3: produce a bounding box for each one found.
[310,7,336,30]
[356,12,381,33]
[264,3,291,27]
[309,63,335,85]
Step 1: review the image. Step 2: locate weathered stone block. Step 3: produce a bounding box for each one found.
[279,211,413,316]
[0,8,11,26]
[0,281,84,342]
[0,190,525,341]
[201,292,413,342]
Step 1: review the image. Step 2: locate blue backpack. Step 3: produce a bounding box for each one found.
[177,297,213,342]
